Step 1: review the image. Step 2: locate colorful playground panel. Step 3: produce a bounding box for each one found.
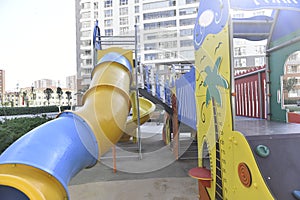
[191,0,300,199]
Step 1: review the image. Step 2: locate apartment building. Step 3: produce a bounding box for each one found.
[66,75,77,91]
[33,79,58,89]
[140,0,199,66]
[75,1,271,93]
[75,0,199,92]
[3,87,76,107]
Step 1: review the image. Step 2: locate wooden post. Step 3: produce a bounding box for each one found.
[171,93,179,160]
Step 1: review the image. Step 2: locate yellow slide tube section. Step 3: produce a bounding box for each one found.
[0,47,133,199]
[124,92,156,136]
[75,47,133,157]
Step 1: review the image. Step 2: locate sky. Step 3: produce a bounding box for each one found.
[0,0,76,91]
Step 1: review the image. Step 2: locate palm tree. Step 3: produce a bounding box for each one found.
[56,87,63,112]
[44,88,53,106]
[22,91,29,107]
[203,56,228,200]
[65,91,72,107]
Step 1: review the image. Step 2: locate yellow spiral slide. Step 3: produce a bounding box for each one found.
[0,47,154,199]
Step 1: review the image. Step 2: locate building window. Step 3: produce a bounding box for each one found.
[105,29,113,36]
[104,9,113,17]
[143,1,173,10]
[82,31,91,37]
[135,6,139,13]
[81,2,91,9]
[120,17,128,25]
[255,45,265,54]
[234,47,246,56]
[144,20,176,30]
[104,19,113,27]
[180,28,193,36]
[255,57,265,66]
[120,7,128,15]
[145,53,158,60]
[104,0,113,8]
[180,40,193,47]
[144,43,157,50]
[84,50,91,56]
[241,58,247,67]
[179,7,197,15]
[135,16,140,24]
[120,0,128,6]
[81,40,91,46]
[179,18,195,26]
[81,21,91,29]
[159,41,177,49]
[143,10,176,20]
[287,65,298,73]
[120,26,129,34]
[81,12,91,19]
[94,11,98,19]
[94,2,98,9]
[186,0,199,4]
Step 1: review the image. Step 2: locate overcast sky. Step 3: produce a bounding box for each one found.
[0,0,76,91]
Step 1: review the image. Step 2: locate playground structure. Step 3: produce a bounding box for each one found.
[0,47,155,199]
[187,1,300,200]
[1,1,300,200]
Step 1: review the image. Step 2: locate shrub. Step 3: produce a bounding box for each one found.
[0,116,53,153]
[0,106,71,116]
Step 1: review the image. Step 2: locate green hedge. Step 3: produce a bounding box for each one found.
[0,116,53,153]
[0,106,71,116]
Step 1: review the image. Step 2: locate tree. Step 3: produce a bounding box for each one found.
[44,88,53,106]
[283,77,297,93]
[56,87,63,106]
[22,91,29,107]
[65,91,72,106]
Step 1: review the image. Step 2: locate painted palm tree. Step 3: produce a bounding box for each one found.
[203,56,228,200]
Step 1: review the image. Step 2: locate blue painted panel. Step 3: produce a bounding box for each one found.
[176,67,197,130]
[271,10,300,42]
[194,0,229,50]
[233,15,273,41]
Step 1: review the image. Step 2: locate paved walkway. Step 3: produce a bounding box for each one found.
[69,177,198,200]
[68,122,199,200]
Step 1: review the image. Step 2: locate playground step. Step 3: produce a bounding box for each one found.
[179,140,198,160]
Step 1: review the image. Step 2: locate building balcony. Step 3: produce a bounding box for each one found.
[80,63,92,69]
[80,45,91,50]
[80,54,92,60]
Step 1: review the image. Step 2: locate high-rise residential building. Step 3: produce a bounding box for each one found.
[0,69,5,103]
[75,0,200,93]
[140,0,199,66]
[66,75,77,91]
[33,79,57,89]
